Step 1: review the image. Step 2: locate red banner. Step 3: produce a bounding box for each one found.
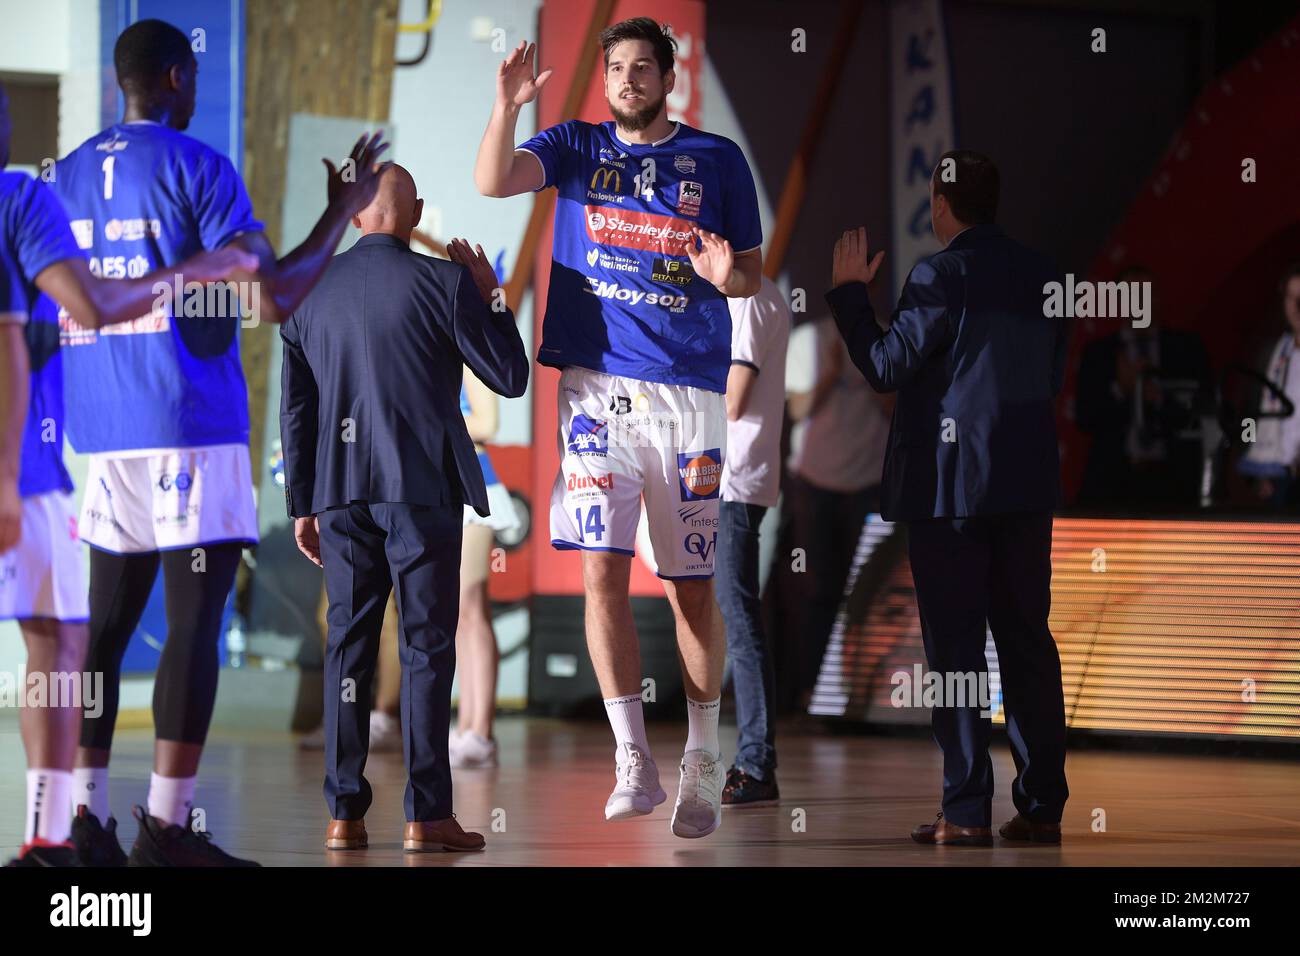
[530,0,706,598]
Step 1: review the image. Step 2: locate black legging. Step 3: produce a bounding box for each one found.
[80,543,243,750]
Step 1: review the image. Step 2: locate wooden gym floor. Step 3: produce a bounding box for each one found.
[1,716,1296,866]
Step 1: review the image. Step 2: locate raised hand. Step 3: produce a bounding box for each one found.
[447,237,502,307]
[831,227,885,288]
[323,130,392,217]
[686,228,735,291]
[497,41,553,109]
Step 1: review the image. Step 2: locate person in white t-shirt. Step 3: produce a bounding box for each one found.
[784,315,891,699]
[1239,263,1300,506]
[717,276,789,806]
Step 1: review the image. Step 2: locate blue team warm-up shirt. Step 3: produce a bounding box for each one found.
[47,121,263,453]
[517,120,762,393]
[0,170,81,497]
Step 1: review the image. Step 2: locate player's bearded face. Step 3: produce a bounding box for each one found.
[607,79,666,132]
[604,49,672,133]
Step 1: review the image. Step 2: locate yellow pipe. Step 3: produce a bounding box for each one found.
[398,0,441,34]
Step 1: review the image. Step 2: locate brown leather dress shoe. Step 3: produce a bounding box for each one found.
[325,818,368,850]
[403,815,486,853]
[999,813,1062,844]
[911,812,993,846]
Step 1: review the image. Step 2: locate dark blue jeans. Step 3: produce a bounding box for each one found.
[716,500,776,780]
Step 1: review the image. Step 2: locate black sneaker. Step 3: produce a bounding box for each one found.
[720,766,780,807]
[71,805,128,867]
[6,842,84,867]
[126,806,261,867]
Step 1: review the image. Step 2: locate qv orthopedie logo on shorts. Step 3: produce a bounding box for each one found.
[684,530,717,565]
[678,449,722,501]
[567,415,608,456]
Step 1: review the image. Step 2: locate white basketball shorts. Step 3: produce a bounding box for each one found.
[79,444,259,554]
[0,490,89,622]
[549,366,726,579]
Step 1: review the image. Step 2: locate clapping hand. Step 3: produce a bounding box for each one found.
[497,42,553,109]
[448,237,503,307]
[686,228,735,291]
[323,131,392,217]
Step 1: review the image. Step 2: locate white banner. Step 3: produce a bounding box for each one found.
[888,0,956,297]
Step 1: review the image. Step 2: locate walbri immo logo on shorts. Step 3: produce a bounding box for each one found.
[678,449,722,501]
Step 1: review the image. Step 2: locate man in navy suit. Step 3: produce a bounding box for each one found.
[824,150,1070,846]
[280,165,528,853]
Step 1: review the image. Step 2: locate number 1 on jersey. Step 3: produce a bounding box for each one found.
[101,155,115,200]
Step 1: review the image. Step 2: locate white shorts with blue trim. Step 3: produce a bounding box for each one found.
[79,444,259,554]
[0,490,89,622]
[549,367,726,579]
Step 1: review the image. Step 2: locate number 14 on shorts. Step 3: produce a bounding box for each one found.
[575,505,607,544]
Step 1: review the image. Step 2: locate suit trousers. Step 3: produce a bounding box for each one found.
[318,502,463,822]
[906,511,1069,827]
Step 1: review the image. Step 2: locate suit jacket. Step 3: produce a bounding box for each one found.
[280,232,528,520]
[824,223,1068,521]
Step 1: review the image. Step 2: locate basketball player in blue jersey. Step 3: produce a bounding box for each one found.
[47,19,389,867]
[0,81,257,866]
[475,18,762,837]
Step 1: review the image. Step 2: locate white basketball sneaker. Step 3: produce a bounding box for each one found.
[368,711,402,754]
[451,730,498,769]
[671,749,724,838]
[604,742,667,820]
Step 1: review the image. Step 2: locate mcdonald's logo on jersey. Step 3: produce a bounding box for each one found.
[590,167,621,191]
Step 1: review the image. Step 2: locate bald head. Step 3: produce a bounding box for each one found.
[354,163,422,242]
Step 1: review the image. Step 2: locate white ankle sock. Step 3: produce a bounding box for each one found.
[604,693,650,755]
[72,766,110,821]
[26,769,72,844]
[685,696,721,756]
[147,773,196,827]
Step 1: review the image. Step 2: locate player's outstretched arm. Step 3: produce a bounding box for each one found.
[0,322,29,552]
[227,131,391,324]
[475,41,550,198]
[34,247,260,331]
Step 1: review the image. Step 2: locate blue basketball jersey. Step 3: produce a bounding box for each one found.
[0,171,81,497]
[46,121,263,453]
[517,120,762,393]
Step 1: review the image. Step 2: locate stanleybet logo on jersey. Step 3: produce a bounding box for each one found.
[585,208,695,257]
[678,449,722,501]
